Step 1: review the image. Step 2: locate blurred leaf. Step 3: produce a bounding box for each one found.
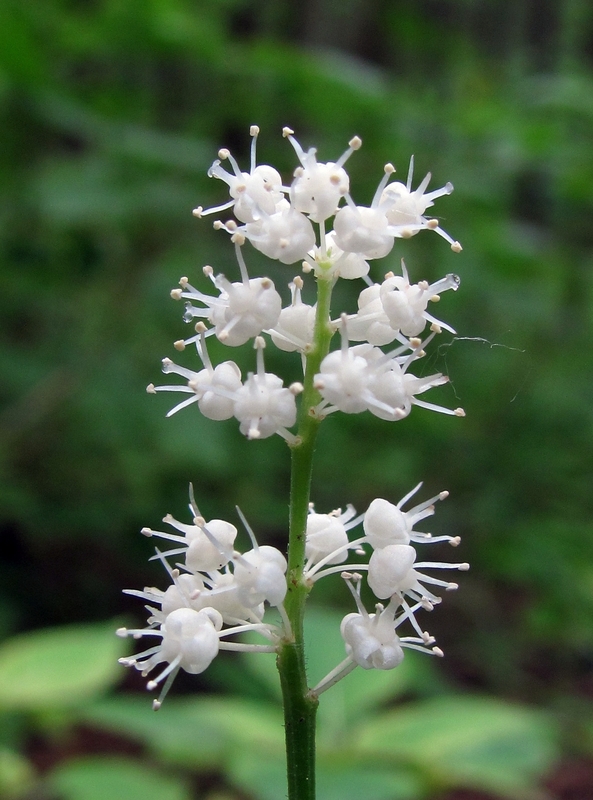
[0,2,48,86]
[357,696,559,798]
[48,757,191,800]
[0,622,125,710]
[229,746,425,800]
[581,715,593,757]
[226,748,287,800]
[36,94,212,172]
[32,156,196,225]
[81,694,284,769]
[0,748,36,799]
[315,762,424,800]
[80,696,224,768]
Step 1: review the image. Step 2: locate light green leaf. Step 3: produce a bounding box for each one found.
[80,696,225,768]
[229,749,424,800]
[227,748,287,800]
[316,763,424,800]
[81,695,284,768]
[357,696,559,798]
[48,757,190,800]
[0,748,36,799]
[0,622,126,711]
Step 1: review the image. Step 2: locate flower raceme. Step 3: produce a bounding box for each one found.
[122,127,467,705]
[145,127,463,438]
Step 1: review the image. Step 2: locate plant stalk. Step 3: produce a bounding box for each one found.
[277,274,335,800]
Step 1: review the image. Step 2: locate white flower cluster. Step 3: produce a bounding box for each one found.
[122,127,467,704]
[118,489,289,709]
[148,126,463,439]
[302,483,468,692]
[119,482,467,704]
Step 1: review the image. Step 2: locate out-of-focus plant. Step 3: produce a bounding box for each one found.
[0,610,559,800]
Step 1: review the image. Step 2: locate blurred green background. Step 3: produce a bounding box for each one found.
[1,0,592,798]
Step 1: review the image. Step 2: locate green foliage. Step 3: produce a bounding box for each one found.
[82,695,285,769]
[1,0,592,796]
[0,748,36,800]
[358,697,558,799]
[49,757,192,800]
[0,607,562,799]
[77,689,553,800]
[73,607,558,800]
[0,622,126,711]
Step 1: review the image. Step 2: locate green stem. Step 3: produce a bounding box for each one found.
[277,274,335,800]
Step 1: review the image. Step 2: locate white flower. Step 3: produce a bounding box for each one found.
[379,260,460,337]
[333,158,462,258]
[241,200,316,265]
[117,606,222,708]
[192,360,243,420]
[154,607,222,673]
[345,284,400,346]
[363,483,459,549]
[341,607,404,670]
[283,127,361,222]
[117,602,279,709]
[268,276,316,353]
[234,374,297,440]
[380,156,462,251]
[174,244,282,346]
[314,341,375,415]
[147,352,242,420]
[314,318,464,421]
[367,543,469,604]
[149,336,302,441]
[333,204,395,260]
[141,512,238,573]
[340,572,443,667]
[311,574,443,695]
[119,490,288,707]
[332,163,405,260]
[130,124,470,707]
[300,483,466,601]
[157,574,205,616]
[216,202,316,266]
[194,126,284,224]
[233,337,301,441]
[303,230,370,281]
[145,571,265,626]
[233,545,288,608]
[201,570,266,623]
[305,504,362,567]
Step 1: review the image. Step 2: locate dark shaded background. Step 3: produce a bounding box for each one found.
[1,0,592,798]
